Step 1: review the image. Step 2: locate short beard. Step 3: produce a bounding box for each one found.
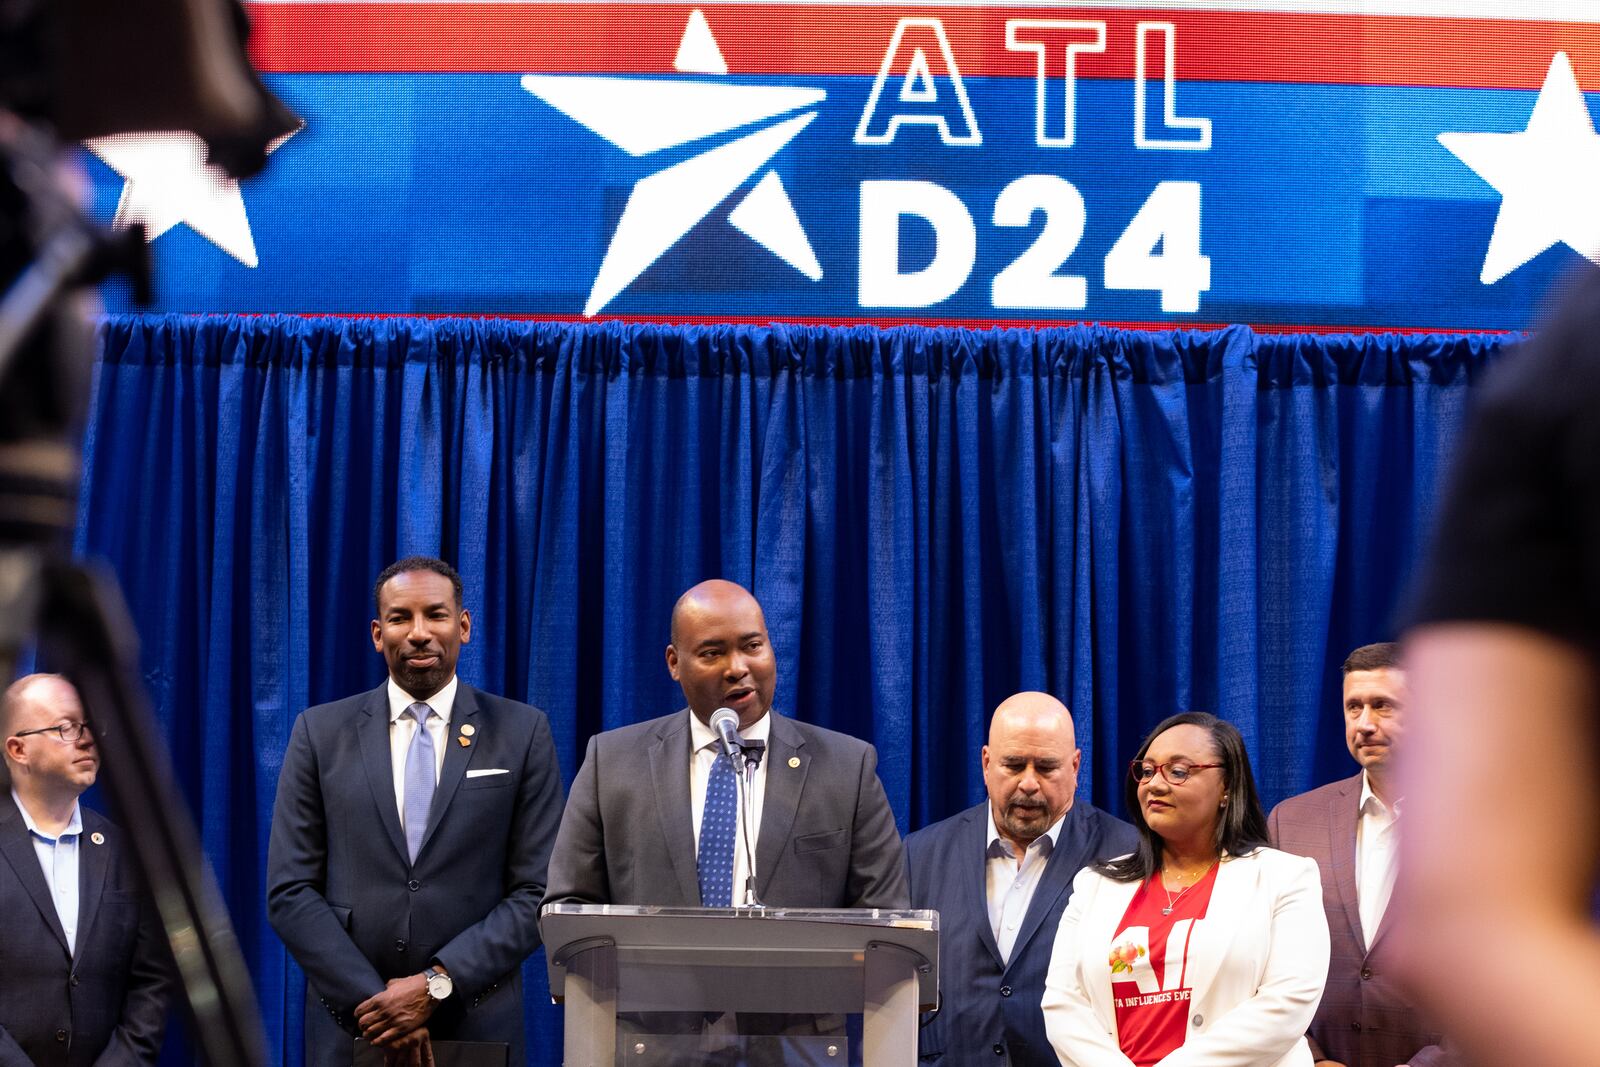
[393,662,450,700]
[1000,803,1050,843]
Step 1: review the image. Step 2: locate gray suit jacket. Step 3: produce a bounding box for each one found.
[0,795,170,1067]
[1268,774,1457,1067]
[543,710,908,909]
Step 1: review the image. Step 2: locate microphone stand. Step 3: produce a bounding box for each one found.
[736,740,765,908]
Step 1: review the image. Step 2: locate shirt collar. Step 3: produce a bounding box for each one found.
[1358,771,1401,818]
[387,675,458,726]
[985,801,1066,857]
[10,788,82,843]
[688,707,773,752]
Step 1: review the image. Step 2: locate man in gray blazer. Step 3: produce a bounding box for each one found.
[268,558,564,1067]
[0,674,170,1067]
[543,579,907,912]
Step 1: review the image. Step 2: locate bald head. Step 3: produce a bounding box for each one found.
[3,674,97,800]
[670,580,765,645]
[982,692,1082,850]
[666,580,778,728]
[2,675,80,741]
[989,691,1077,748]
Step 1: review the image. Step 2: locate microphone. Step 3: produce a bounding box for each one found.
[709,706,743,762]
[707,706,763,908]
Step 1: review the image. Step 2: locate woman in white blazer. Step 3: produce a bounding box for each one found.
[1041,712,1329,1067]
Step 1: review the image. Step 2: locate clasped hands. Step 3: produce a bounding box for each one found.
[357,974,436,1067]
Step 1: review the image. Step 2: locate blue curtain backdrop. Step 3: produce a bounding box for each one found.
[75,314,1503,1066]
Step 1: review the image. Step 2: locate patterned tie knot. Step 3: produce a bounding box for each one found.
[408,702,433,726]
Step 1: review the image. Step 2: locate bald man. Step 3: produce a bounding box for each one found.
[0,675,170,1066]
[543,579,908,910]
[904,694,1136,1066]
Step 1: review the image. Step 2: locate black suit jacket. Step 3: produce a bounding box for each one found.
[0,794,170,1067]
[904,800,1137,1067]
[543,710,909,909]
[266,682,563,1067]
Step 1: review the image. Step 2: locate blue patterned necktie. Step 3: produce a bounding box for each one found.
[697,748,738,907]
[403,703,436,863]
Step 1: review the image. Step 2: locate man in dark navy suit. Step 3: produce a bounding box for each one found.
[0,673,170,1066]
[268,557,563,1067]
[905,692,1136,1066]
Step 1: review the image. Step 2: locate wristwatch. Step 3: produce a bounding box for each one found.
[423,966,453,1001]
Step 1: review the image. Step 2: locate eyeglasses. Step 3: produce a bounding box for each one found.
[1129,759,1222,785]
[11,720,94,744]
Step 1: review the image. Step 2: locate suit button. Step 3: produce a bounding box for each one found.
[395,939,408,952]
[407,880,421,892]
[69,974,79,987]
[992,1044,1005,1056]
[56,1029,68,1042]
[1000,985,1012,997]
[1351,1022,1363,1032]
[1360,967,1373,980]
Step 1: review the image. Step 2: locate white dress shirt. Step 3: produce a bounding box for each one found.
[986,804,1065,964]
[689,709,770,907]
[387,675,457,834]
[12,788,84,955]
[1355,771,1400,948]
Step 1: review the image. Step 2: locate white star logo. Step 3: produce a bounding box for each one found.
[84,128,300,269]
[1438,51,1600,285]
[522,10,826,316]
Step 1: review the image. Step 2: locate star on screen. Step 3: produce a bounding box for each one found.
[85,126,300,269]
[1438,51,1600,284]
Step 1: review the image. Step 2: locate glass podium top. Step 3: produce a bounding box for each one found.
[541,904,937,930]
[540,905,941,1008]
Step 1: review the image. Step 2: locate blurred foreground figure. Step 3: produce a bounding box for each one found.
[0,674,170,1065]
[1402,266,1600,1067]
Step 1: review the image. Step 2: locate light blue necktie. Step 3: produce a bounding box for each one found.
[403,702,436,863]
[697,749,738,907]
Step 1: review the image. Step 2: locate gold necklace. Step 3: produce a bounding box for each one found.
[1160,860,1217,916]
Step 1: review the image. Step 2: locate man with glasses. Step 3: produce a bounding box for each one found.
[904,693,1135,1066]
[0,673,170,1065]
[1267,643,1456,1067]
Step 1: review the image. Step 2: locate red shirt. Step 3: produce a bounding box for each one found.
[1109,864,1220,1066]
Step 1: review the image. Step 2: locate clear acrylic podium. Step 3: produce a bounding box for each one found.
[542,905,939,1067]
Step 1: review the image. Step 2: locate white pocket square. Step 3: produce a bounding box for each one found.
[466,768,509,778]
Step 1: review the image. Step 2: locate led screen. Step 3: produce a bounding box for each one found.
[84,1,1600,331]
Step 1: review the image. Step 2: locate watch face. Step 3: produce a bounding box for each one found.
[428,974,452,999]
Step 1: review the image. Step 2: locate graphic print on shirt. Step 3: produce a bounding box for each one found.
[1109,919,1197,1001]
[1109,866,1219,1066]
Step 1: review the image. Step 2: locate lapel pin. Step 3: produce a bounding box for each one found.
[788,756,800,768]
[461,723,476,736]
[90,832,105,845]
[458,736,471,748]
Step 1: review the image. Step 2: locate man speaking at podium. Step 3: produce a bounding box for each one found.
[544,579,908,912]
